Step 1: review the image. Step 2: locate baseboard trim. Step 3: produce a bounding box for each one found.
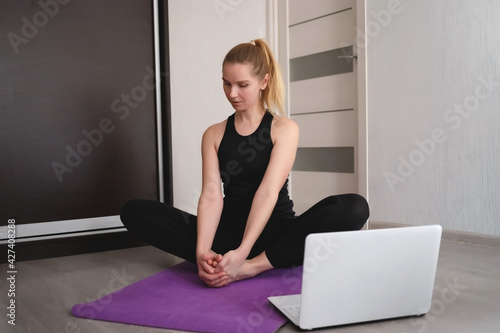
[0,231,146,263]
[5,221,499,263]
[369,221,500,250]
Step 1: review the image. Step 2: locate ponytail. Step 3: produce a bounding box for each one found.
[223,39,286,117]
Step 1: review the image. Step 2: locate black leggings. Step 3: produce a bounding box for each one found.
[120,193,369,268]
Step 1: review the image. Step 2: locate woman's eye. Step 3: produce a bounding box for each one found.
[239,84,248,88]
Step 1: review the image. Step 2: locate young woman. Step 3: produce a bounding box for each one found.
[120,39,369,288]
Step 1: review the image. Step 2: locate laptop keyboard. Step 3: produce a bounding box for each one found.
[283,304,301,322]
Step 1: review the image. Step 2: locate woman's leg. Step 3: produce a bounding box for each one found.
[120,199,198,263]
[265,193,369,268]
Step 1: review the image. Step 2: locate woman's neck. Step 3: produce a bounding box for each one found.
[235,106,266,123]
[234,107,266,136]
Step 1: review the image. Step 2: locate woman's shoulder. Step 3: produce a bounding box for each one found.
[202,119,227,144]
[271,115,299,137]
[272,115,297,127]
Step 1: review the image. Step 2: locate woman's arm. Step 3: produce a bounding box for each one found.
[196,123,227,286]
[216,117,299,277]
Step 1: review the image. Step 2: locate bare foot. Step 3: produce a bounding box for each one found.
[232,260,258,281]
[224,254,274,286]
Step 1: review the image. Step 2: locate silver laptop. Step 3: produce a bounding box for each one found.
[268,225,442,330]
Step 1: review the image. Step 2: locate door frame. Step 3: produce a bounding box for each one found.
[272,0,368,202]
[356,0,368,202]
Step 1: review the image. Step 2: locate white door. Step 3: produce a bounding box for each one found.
[285,0,365,214]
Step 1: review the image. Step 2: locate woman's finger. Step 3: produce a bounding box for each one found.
[200,260,215,274]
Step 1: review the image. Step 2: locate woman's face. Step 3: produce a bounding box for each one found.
[222,62,268,112]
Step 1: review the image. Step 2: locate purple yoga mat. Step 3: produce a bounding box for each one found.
[72,261,303,333]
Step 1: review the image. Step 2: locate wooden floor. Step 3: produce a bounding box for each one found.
[1,223,500,333]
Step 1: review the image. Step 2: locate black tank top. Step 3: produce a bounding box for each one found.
[217,112,295,225]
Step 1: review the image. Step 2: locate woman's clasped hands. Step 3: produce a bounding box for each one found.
[197,249,252,288]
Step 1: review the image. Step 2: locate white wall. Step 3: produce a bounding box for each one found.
[367,0,500,235]
[168,0,268,214]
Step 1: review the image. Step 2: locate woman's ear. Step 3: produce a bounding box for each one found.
[260,73,269,90]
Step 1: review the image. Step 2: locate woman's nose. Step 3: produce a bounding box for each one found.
[229,86,238,98]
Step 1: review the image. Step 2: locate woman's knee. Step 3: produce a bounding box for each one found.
[120,199,149,228]
[342,193,370,228]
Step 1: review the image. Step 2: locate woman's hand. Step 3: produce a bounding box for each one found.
[214,248,249,282]
[198,251,222,273]
[197,251,228,287]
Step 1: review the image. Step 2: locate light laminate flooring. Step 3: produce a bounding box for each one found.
[1,225,500,333]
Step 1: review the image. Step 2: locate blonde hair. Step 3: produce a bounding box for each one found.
[222,39,286,117]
